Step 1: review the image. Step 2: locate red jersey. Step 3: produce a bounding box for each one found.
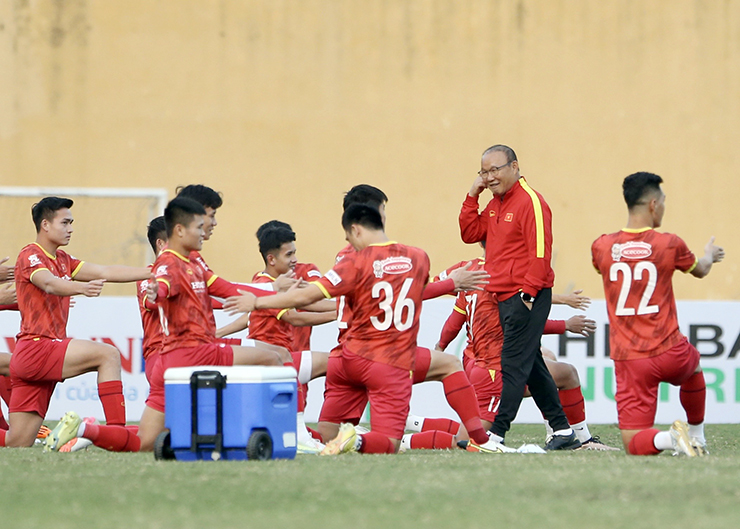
[152,249,217,354]
[292,262,322,351]
[136,266,162,361]
[14,243,84,341]
[315,242,430,371]
[459,178,555,300]
[591,228,697,361]
[247,272,294,350]
[332,244,356,355]
[437,258,504,370]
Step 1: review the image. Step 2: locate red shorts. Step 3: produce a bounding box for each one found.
[463,355,503,423]
[319,349,412,440]
[412,347,432,384]
[160,342,234,371]
[614,336,701,430]
[144,354,165,413]
[8,338,72,416]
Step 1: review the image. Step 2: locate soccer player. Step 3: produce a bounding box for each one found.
[225,203,435,454]
[433,254,617,450]
[460,144,576,451]
[0,197,150,450]
[318,185,492,451]
[591,172,724,456]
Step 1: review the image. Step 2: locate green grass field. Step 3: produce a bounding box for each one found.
[2,423,739,529]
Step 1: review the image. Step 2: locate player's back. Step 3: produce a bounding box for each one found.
[591,228,697,360]
[338,242,430,370]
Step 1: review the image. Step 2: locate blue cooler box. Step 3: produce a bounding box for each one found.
[164,365,297,461]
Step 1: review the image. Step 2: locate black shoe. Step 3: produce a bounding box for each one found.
[456,440,469,450]
[544,431,582,451]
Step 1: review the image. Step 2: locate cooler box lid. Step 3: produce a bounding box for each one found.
[164,365,297,384]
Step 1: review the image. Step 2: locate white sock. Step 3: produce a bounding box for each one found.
[297,351,313,384]
[544,420,554,439]
[296,413,315,444]
[405,414,424,432]
[488,433,504,444]
[553,428,574,437]
[654,431,673,451]
[400,433,413,451]
[688,422,705,443]
[570,420,591,443]
[77,422,87,438]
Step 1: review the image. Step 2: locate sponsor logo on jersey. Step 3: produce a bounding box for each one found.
[28,254,42,267]
[307,270,322,278]
[155,265,168,277]
[195,256,209,271]
[611,241,652,261]
[504,212,514,222]
[139,280,149,293]
[325,269,342,286]
[190,281,206,292]
[373,256,413,278]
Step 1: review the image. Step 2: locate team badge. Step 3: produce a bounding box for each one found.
[504,212,514,222]
[611,241,652,262]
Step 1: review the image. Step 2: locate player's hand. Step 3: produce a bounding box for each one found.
[224,290,258,315]
[565,315,597,336]
[554,290,591,310]
[449,262,490,292]
[274,271,298,292]
[0,283,16,305]
[81,279,105,297]
[69,296,77,308]
[705,236,725,264]
[0,257,13,282]
[433,342,445,353]
[145,274,158,303]
[468,175,487,198]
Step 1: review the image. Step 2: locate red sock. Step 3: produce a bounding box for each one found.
[680,372,706,425]
[0,376,12,408]
[442,371,488,445]
[98,380,126,426]
[85,423,141,452]
[284,361,306,413]
[558,387,586,425]
[420,418,460,435]
[627,429,661,456]
[0,413,8,431]
[0,429,6,446]
[358,431,395,454]
[409,430,455,449]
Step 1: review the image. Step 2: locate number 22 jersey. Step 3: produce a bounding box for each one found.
[591,228,697,361]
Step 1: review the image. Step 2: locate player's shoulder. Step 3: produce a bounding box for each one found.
[295,262,322,280]
[335,244,355,263]
[252,272,274,284]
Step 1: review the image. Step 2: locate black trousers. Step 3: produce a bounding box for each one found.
[489,288,570,438]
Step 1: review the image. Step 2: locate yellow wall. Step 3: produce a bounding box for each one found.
[1,0,738,298]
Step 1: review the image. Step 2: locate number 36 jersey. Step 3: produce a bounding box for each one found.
[314,241,430,371]
[591,228,697,361]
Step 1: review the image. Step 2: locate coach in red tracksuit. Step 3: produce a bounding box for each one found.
[459,144,579,450]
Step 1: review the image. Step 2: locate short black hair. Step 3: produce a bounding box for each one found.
[343,184,388,212]
[164,197,206,238]
[258,227,296,262]
[175,184,223,209]
[623,172,663,210]
[146,216,167,254]
[31,197,74,233]
[482,144,518,164]
[256,220,292,240]
[342,203,384,232]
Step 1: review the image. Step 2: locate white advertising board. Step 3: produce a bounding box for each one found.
[1,297,738,424]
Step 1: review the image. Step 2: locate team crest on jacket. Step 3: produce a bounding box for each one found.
[611,241,652,262]
[373,256,413,278]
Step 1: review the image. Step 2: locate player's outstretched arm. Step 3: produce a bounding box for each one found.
[282,309,337,327]
[448,262,490,292]
[216,313,249,338]
[564,315,597,337]
[75,262,151,283]
[224,283,325,315]
[31,269,104,297]
[553,290,591,310]
[0,256,14,282]
[0,283,16,306]
[691,236,725,278]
